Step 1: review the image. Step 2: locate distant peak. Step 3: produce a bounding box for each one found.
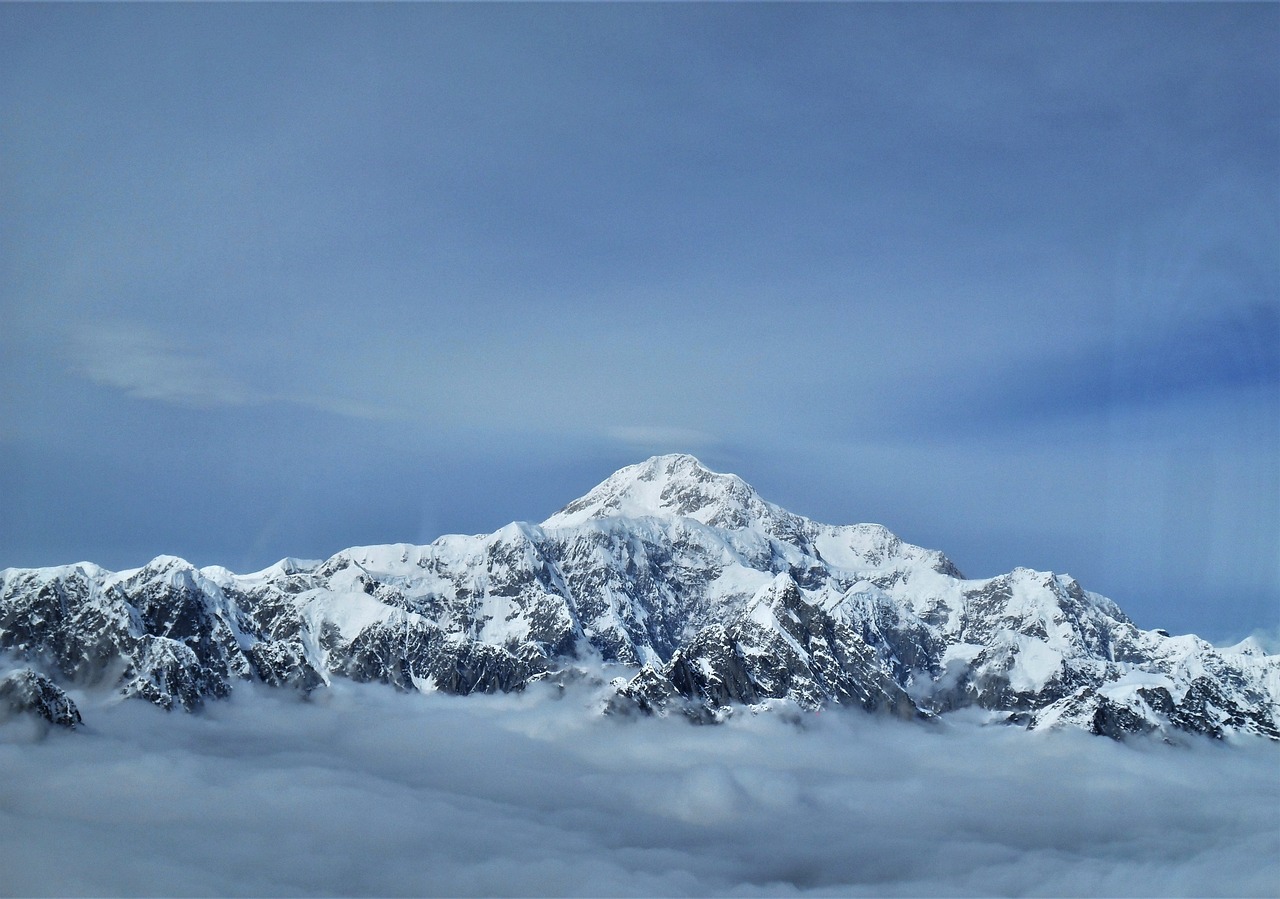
[542,455,790,531]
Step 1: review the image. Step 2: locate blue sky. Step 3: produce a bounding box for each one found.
[2,3,1276,643]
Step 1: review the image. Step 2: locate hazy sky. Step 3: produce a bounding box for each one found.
[2,3,1277,643]
[2,682,1277,897]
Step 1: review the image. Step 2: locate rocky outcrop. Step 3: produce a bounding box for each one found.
[0,668,82,728]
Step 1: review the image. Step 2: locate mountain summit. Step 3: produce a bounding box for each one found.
[2,456,1276,741]
[543,454,787,531]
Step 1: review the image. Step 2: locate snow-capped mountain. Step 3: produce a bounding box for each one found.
[1,454,1276,741]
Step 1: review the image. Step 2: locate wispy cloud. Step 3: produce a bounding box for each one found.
[70,324,404,422]
[72,325,257,409]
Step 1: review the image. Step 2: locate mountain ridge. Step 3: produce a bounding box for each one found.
[2,454,1276,742]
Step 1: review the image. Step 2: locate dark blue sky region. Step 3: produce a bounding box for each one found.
[2,3,1276,643]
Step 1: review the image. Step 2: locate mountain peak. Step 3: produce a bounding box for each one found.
[2,453,1276,742]
[542,454,790,531]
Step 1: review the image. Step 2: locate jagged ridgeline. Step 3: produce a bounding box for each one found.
[2,454,1276,741]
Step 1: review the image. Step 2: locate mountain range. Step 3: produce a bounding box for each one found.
[2,454,1276,741]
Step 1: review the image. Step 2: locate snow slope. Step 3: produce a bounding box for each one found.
[1,454,1275,740]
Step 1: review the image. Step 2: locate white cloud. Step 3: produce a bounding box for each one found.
[73,325,257,408]
[0,682,1275,897]
[69,324,404,422]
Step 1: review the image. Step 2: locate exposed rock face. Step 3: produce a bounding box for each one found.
[1,454,1276,740]
[0,668,82,728]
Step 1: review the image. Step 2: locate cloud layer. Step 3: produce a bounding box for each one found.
[1,683,1276,897]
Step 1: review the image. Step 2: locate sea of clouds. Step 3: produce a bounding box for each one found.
[1,680,1277,897]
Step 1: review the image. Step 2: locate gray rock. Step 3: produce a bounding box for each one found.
[0,668,82,728]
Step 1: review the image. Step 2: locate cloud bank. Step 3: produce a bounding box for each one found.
[1,683,1276,897]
